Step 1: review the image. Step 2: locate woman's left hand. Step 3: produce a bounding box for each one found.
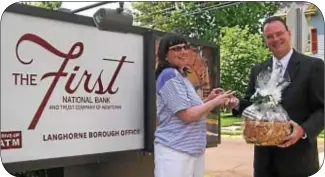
[205,88,224,102]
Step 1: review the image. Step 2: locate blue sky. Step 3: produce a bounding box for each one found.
[61,2,133,16]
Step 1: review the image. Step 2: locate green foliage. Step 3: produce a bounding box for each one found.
[219,26,271,96]
[132,2,280,41]
[20,1,62,10]
[132,2,280,96]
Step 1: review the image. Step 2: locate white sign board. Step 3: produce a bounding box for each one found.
[1,12,144,163]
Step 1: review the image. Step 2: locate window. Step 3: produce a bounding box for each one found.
[310,28,318,53]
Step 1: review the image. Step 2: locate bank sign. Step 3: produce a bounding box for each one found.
[1,12,144,163]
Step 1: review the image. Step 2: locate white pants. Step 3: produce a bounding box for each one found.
[154,143,205,177]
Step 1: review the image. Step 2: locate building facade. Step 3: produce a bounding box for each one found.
[275,2,324,59]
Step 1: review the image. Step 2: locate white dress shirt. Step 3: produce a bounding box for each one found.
[272,48,293,77]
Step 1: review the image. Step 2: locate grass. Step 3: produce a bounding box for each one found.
[221,131,242,136]
[221,117,239,127]
[220,112,240,127]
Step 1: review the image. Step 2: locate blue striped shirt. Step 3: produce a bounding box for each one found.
[155,68,206,156]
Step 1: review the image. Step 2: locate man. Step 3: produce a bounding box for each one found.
[229,16,324,177]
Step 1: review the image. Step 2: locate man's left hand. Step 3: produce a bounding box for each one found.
[278,120,305,148]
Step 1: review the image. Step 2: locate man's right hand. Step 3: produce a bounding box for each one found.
[224,96,240,111]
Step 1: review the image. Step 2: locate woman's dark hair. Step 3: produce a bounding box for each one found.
[155,33,189,79]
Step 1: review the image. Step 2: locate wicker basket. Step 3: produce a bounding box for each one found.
[243,119,291,146]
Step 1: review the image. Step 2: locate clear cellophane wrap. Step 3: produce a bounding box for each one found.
[242,66,292,146]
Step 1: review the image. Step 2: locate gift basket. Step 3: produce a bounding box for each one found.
[242,66,292,146]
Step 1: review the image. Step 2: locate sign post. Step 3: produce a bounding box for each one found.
[286,2,309,53]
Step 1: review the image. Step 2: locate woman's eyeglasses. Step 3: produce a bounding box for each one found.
[169,45,190,51]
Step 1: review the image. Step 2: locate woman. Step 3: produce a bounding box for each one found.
[155,34,234,177]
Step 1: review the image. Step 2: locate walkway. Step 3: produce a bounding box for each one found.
[204,137,324,177]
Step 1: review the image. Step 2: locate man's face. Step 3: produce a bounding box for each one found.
[263,21,291,59]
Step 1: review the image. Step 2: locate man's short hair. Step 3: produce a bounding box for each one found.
[261,16,289,32]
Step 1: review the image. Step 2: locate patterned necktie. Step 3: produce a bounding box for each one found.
[275,61,283,77]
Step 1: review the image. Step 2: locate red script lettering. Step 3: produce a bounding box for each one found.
[15,33,128,130]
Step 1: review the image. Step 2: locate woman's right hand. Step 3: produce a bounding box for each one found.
[211,90,236,106]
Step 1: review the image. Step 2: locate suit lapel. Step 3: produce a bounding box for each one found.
[284,50,300,83]
[261,57,273,71]
[281,50,301,107]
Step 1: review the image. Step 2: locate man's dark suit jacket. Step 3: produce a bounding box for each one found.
[237,50,324,177]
